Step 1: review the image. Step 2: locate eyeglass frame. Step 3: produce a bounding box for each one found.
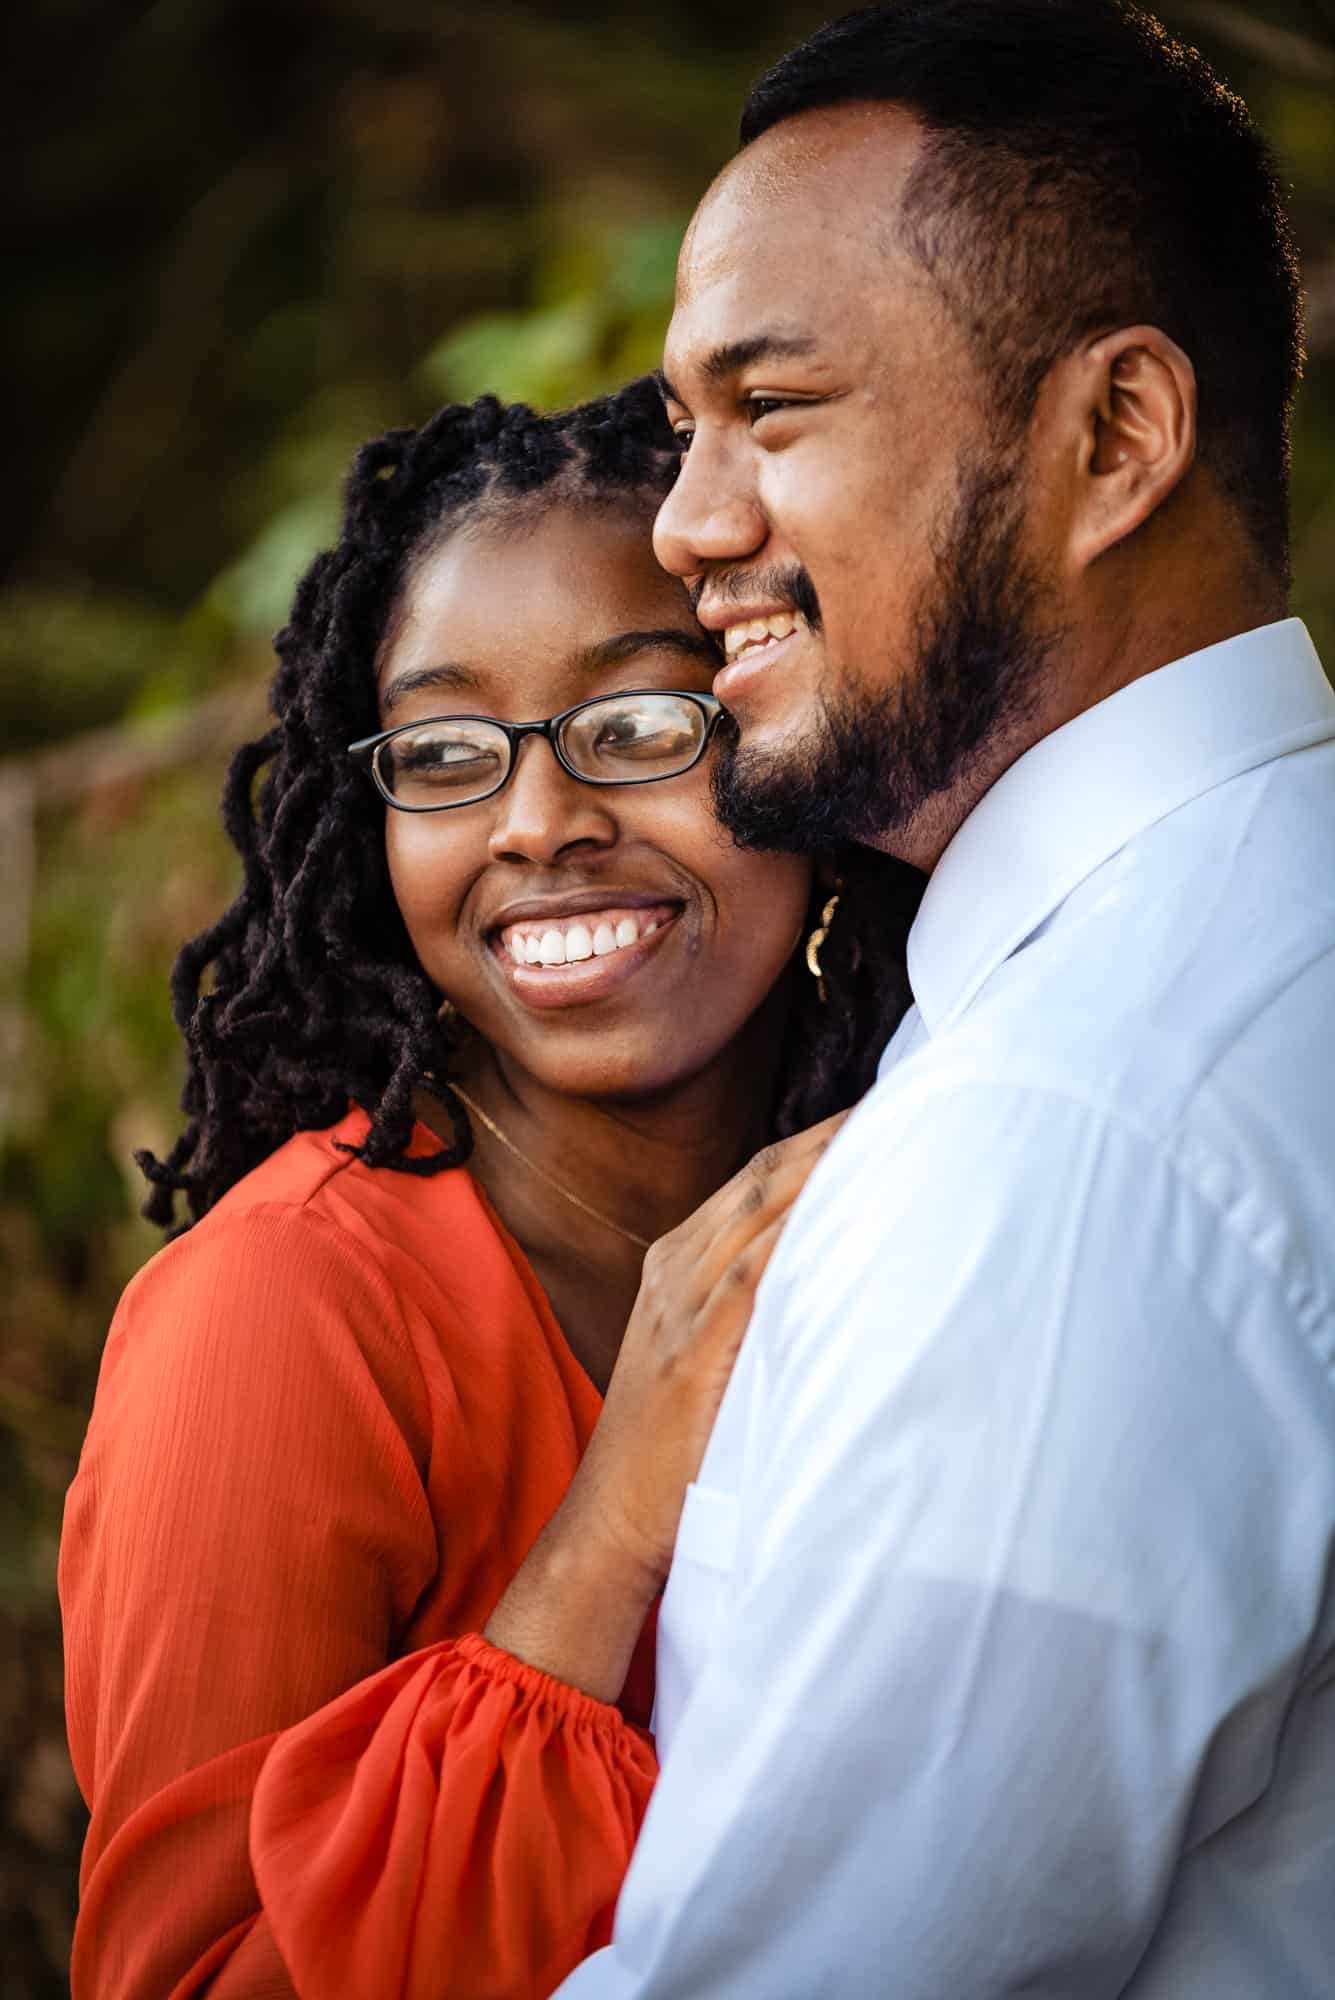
[348,687,726,813]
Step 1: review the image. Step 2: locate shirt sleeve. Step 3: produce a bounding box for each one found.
[556,1076,1335,1997]
[60,1202,657,2000]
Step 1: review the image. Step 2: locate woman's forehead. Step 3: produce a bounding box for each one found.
[375,504,707,716]
[378,504,705,712]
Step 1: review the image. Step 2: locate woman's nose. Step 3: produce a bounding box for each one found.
[653,437,768,581]
[486,736,618,866]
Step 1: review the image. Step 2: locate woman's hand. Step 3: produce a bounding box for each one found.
[578,1109,850,1586]
[485,1112,848,1702]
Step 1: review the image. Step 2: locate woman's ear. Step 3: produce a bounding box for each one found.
[1065,325,1197,573]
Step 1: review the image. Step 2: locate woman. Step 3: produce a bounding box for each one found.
[60,381,917,2000]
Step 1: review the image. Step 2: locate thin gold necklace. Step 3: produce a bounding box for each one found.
[445,1080,653,1252]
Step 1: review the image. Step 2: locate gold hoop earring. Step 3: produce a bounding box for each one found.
[805,893,840,1003]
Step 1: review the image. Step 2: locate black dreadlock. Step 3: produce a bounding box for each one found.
[140,378,921,1233]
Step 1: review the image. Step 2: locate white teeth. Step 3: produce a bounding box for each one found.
[501,908,676,967]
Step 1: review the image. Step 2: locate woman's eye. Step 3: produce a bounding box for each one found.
[673,425,695,454]
[391,739,501,787]
[400,741,483,770]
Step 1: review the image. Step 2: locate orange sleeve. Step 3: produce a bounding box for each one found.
[60,1201,657,2000]
[251,1633,656,2000]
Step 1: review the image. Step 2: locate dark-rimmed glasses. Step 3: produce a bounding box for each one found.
[348,688,725,812]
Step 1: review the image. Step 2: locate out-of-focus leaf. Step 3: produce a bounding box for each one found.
[0,592,214,755]
[208,493,341,636]
[420,220,681,411]
[604,221,683,314]
[422,296,604,406]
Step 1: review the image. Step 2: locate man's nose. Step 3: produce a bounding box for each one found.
[653,434,768,580]
[487,737,617,866]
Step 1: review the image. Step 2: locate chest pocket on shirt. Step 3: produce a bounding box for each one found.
[674,1480,740,1572]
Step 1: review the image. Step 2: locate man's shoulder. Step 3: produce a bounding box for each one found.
[830,801,1335,1366]
[874,937,1335,1176]
[903,755,1335,1144]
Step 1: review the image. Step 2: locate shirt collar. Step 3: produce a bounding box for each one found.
[907,619,1335,1038]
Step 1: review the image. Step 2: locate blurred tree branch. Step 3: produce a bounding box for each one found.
[1181,0,1335,73]
[1307,260,1335,353]
[37,148,306,575]
[11,679,267,810]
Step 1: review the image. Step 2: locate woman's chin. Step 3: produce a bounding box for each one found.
[508,1045,707,1109]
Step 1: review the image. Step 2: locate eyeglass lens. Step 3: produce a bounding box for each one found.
[373,693,709,808]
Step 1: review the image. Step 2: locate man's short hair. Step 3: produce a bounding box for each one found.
[741,0,1303,581]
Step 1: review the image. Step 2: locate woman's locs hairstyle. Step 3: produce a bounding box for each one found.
[140,379,919,1235]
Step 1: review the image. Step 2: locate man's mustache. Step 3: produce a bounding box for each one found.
[688,563,823,634]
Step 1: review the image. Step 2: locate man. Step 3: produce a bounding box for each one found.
[559,3,1335,1993]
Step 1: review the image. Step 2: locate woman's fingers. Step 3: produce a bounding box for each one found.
[636,1116,850,1386]
[697,1208,790,1355]
[658,1109,850,1285]
[729,1110,849,1212]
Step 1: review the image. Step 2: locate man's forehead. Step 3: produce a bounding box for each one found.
[679,101,924,290]
[666,106,926,384]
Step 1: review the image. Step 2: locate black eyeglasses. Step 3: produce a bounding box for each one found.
[348,688,725,812]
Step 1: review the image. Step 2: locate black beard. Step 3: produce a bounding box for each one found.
[711,456,1060,853]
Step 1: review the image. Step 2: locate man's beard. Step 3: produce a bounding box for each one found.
[711,455,1061,853]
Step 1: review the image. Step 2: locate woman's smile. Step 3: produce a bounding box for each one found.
[492,902,681,1009]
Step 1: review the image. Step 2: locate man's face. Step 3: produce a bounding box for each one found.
[655,105,1057,858]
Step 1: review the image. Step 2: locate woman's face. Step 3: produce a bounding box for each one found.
[377,503,813,1103]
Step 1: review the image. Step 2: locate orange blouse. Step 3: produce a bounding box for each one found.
[60,1108,658,2000]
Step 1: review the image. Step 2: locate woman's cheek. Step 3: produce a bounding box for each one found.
[385,823,470,981]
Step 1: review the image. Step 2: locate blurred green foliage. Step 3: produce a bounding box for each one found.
[1,1,1331,1991]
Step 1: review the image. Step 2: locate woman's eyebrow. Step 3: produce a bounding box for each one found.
[380,661,480,714]
[578,628,721,673]
[380,631,717,715]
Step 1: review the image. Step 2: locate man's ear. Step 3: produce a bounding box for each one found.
[1065,325,1197,572]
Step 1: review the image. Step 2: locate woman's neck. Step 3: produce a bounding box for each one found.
[417,1002,787,1389]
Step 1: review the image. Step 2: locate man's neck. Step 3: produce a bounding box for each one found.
[881,583,1285,876]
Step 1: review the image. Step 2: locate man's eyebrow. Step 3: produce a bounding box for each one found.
[579,628,721,674]
[379,661,480,714]
[658,331,819,404]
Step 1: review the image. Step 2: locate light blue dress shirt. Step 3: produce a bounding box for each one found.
[559,619,1335,1998]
